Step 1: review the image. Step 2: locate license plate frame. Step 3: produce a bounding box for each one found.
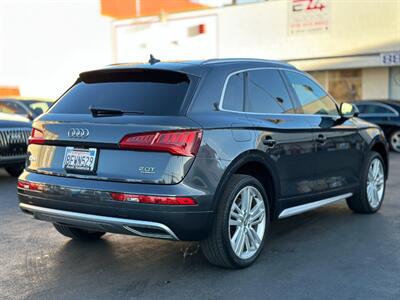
[62,147,98,174]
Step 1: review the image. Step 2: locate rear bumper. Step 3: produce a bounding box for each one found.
[20,203,179,240]
[18,171,214,241]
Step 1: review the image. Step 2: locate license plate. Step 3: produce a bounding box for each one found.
[62,147,97,173]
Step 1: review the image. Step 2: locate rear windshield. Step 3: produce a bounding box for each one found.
[50,69,191,115]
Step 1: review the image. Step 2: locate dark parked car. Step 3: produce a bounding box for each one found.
[354,100,400,152]
[18,59,388,268]
[0,113,31,176]
[0,97,53,120]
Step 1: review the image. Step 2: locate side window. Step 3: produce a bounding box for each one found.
[0,101,26,114]
[361,104,395,115]
[284,71,338,116]
[222,72,245,111]
[246,69,294,113]
[355,104,367,113]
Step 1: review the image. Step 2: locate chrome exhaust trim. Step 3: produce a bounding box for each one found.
[19,203,179,240]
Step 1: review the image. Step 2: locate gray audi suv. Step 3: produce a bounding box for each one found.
[18,59,388,268]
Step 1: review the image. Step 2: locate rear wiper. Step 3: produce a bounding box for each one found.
[89,106,144,117]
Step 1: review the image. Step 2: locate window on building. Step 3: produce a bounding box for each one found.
[222,72,245,111]
[389,67,400,100]
[284,71,338,115]
[246,69,293,113]
[309,69,362,103]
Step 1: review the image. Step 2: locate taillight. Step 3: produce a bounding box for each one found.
[110,192,197,205]
[17,180,44,191]
[28,128,45,145]
[119,129,202,157]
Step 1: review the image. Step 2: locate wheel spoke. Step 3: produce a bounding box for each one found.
[367,184,373,200]
[234,227,246,255]
[244,232,251,252]
[250,208,265,225]
[229,218,241,226]
[375,175,384,187]
[248,227,261,246]
[241,187,252,213]
[373,186,379,206]
[231,227,241,244]
[372,161,378,179]
[230,210,242,221]
[232,202,243,215]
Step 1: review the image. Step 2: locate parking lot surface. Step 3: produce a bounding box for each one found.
[1,155,399,300]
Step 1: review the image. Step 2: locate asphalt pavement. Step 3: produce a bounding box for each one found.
[1,155,399,300]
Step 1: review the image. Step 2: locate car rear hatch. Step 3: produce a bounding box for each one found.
[26,68,202,184]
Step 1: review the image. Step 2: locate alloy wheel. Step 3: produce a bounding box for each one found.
[228,186,266,260]
[366,158,385,209]
[390,131,400,152]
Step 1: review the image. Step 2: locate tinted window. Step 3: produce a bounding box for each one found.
[285,71,338,115]
[246,69,293,113]
[0,101,26,114]
[355,104,367,113]
[25,101,52,114]
[358,104,395,115]
[222,72,245,111]
[50,70,190,115]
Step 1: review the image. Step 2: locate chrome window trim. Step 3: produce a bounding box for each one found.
[355,102,399,117]
[218,67,341,118]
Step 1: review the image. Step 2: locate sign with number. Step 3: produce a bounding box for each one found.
[288,0,330,35]
[381,52,400,65]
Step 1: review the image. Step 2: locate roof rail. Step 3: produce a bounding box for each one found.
[202,58,292,67]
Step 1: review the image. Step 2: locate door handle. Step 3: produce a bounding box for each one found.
[316,134,327,144]
[263,136,276,148]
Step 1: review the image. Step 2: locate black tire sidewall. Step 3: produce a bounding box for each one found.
[219,175,270,268]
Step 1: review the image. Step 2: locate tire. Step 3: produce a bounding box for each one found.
[346,152,386,214]
[5,164,24,177]
[53,224,105,241]
[389,130,400,152]
[201,174,270,269]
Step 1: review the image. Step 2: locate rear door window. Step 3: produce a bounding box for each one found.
[222,72,245,111]
[246,69,294,113]
[50,70,191,115]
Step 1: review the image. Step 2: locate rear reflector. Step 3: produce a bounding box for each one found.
[28,128,45,145]
[119,129,202,157]
[110,192,197,205]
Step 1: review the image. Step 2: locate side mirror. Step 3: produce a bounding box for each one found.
[339,102,359,118]
[26,112,35,121]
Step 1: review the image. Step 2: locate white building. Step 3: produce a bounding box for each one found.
[113,0,400,102]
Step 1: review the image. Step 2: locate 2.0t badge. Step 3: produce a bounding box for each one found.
[138,166,156,174]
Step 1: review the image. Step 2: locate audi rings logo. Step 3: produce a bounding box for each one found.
[67,128,90,139]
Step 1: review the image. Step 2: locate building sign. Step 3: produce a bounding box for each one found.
[381,52,400,65]
[288,0,330,35]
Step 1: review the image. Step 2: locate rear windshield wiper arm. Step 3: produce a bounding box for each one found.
[89,106,144,117]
